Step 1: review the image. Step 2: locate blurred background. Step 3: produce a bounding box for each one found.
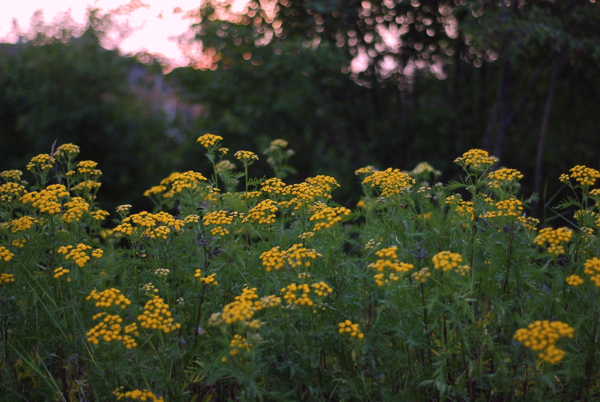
[1,0,599,219]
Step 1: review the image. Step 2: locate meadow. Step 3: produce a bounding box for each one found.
[1,135,599,401]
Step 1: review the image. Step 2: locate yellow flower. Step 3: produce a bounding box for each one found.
[514,320,574,364]
[338,320,364,339]
[363,168,415,197]
[196,133,223,148]
[487,168,523,188]
[533,227,572,255]
[234,150,259,163]
[454,149,497,169]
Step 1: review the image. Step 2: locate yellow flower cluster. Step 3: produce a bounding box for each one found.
[432,251,470,275]
[26,154,55,171]
[513,320,574,364]
[20,184,70,214]
[255,295,282,309]
[58,243,102,267]
[194,269,218,285]
[143,185,167,197]
[354,166,378,176]
[454,149,496,169]
[0,183,26,203]
[87,313,138,348]
[53,143,80,158]
[170,171,208,194]
[410,162,441,177]
[243,199,278,225]
[196,133,223,148]
[517,216,540,231]
[455,200,475,221]
[566,275,584,286]
[6,216,38,233]
[72,181,102,193]
[12,238,26,248]
[0,273,15,283]
[264,138,289,154]
[142,283,159,295]
[76,160,99,174]
[86,288,132,309]
[560,165,600,186]
[221,287,259,324]
[482,198,523,219]
[230,334,252,356]
[281,283,313,306]
[0,247,14,262]
[487,168,523,188]
[61,197,89,224]
[203,210,241,235]
[278,176,340,210]
[338,320,364,339]
[0,169,23,182]
[533,227,573,255]
[299,231,315,239]
[91,209,110,221]
[368,247,414,286]
[583,258,600,286]
[411,267,432,283]
[138,296,181,333]
[53,267,70,281]
[260,244,322,272]
[309,203,351,231]
[115,211,184,239]
[362,168,415,197]
[234,150,259,162]
[184,214,199,224]
[365,239,381,250]
[261,178,286,196]
[311,281,333,297]
[113,387,164,402]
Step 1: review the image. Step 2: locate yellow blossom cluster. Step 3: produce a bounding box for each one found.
[143,185,167,197]
[281,283,313,306]
[6,216,38,233]
[142,283,159,295]
[61,197,89,223]
[260,243,322,272]
[362,168,415,197]
[354,166,378,176]
[243,199,278,225]
[116,204,132,214]
[482,198,523,219]
[533,227,573,255]
[0,169,23,182]
[53,267,70,281]
[154,268,170,277]
[583,258,600,286]
[234,150,259,162]
[86,288,132,309]
[263,138,289,154]
[0,183,26,203]
[203,210,241,235]
[87,313,138,348]
[487,168,523,188]
[560,165,600,186]
[12,238,26,248]
[230,334,252,356]
[75,160,99,174]
[308,202,351,231]
[455,200,475,221]
[196,133,223,148]
[138,296,180,333]
[411,267,432,283]
[513,320,574,364]
[566,275,584,286]
[255,295,282,310]
[311,281,333,297]
[365,239,381,250]
[194,269,218,285]
[280,176,340,209]
[58,243,102,267]
[26,154,55,171]
[454,149,497,169]
[221,287,259,324]
[20,184,70,214]
[368,246,414,286]
[115,211,184,239]
[113,387,164,402]
[432,251,470,275]
[410,162,441,177]
[72,181,102,193]
[91,209,110,221]
[261,178,287,196]
[299,231,315,239]
[0,246,15,262]
[517,216,540,231]
[53,143,80,158]
[184,214,199,224]
[0,273,15,283]
[338,320,364,339]
[169,171,208,194]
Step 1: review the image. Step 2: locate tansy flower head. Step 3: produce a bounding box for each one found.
[560,165,600,187]
[338,320,364,339]
[454,149,497,169]
[514,320,574,364]
[487,168,523,189]
[235,150,259,163]
[197,133,223,148]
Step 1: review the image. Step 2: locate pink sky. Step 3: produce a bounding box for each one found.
[0,1,249,68]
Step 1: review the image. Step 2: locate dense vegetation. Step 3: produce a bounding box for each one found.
[1,138,600,400]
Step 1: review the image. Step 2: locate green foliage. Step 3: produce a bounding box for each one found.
[2,140,600,401]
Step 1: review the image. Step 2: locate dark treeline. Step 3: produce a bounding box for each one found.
[1,1,599,220]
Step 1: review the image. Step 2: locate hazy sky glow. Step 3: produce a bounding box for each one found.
[0,1,244,68]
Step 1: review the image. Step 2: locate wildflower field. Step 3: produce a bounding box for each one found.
[2,135,600,401]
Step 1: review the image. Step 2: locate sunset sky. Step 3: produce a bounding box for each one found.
[0,1,244,67]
